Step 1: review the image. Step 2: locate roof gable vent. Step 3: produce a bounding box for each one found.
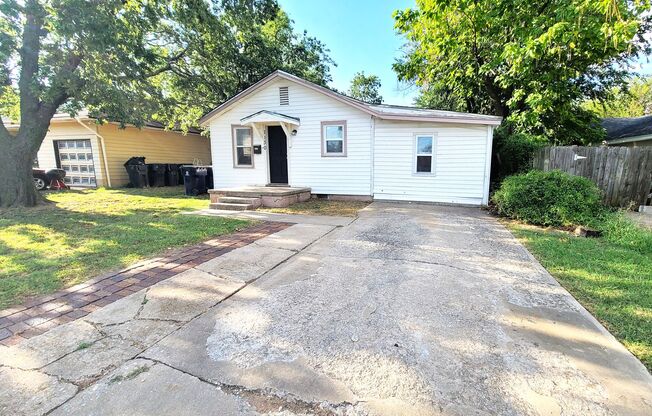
[279,86,289,106]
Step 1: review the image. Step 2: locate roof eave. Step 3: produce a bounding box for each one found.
[606,133,652,144]
[198,70,377,127]
[198,69,503,127]
[375,113,503,126]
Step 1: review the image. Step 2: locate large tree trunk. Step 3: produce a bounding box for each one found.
[0,139,43,207]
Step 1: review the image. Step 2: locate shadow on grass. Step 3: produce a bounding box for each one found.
[511,225,652,371]
[0,200,249,309]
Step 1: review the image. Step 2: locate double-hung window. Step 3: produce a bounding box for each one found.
[321,121,347,157]
[415,134,435,174]
[232,126,254,167]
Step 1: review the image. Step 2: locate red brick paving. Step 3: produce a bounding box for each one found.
[0,222,290,346]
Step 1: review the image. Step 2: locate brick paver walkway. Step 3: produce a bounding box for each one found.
[0,222,290,346]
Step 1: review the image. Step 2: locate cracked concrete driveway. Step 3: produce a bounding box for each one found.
[2,203,652,415]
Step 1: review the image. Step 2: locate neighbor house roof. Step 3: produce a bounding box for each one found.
[3,111,202,135]
[602,116,652,144]
[198,70,503,127]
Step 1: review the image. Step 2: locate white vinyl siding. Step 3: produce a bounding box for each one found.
[209,79,372,195]
[374,120,491,205]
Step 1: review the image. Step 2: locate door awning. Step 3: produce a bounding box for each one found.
[240,110,300,127]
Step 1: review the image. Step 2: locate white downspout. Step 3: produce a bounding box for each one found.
[370,116,375,198]
[482,125,494,206]
[75,118,112,187]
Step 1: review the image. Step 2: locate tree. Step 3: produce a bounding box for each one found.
[584,76,652,117]
[0,0,189,207]
[155,4,334,130]
[348,72,382,104]
[394,0,652,144]
[0,0,333,207]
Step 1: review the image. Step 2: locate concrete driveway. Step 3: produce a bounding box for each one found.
[3,203,652,415]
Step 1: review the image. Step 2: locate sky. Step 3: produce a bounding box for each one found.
[278,0,652,106]
[278,0,417,106]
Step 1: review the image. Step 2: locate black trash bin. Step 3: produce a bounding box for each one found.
[205,166,214,189]
[181,166,209,196]
[166,164,180,186]
[123,157,148,188]
[147,163,167,187]
[178,163,192,185]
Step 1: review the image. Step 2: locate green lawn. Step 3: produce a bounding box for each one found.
[259,199,370,217]
[506,215,652,371]
[0,187,250,309]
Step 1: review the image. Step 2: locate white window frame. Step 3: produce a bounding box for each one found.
[321,120,347,157]
[413,133,436,175]
[232,125,254,168]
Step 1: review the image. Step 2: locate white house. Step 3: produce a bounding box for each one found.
[199,70,502,206]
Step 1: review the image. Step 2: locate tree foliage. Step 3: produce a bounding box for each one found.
[394,0,652,145]
[584,75,652,117]
[0,0,333,206]
[154,2,334,129]
[348,71,382,104]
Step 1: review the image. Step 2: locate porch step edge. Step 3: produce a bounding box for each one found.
[218,196,262,207]
[209,202,254,211]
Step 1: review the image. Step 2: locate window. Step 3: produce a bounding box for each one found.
[321,121,347,157]
[232,126,254,167]
[415,134,435,174]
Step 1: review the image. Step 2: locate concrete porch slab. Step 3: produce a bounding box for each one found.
[210,186,311,197]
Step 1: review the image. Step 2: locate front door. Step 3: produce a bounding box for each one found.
[268,126,288,184]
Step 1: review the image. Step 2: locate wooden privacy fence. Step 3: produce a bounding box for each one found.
[533,146,652,207]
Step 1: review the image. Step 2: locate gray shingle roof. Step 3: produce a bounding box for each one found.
[602,116,652,140]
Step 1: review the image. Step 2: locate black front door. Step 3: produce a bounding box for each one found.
[268,126,288,184]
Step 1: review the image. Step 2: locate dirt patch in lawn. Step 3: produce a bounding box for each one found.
[258,199,370,217]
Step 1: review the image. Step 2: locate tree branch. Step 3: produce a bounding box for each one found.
[142,46,189,79]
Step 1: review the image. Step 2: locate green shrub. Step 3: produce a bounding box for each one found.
[491,128,546,186]
[492,170,605,226]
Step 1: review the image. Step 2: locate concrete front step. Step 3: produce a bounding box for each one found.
[209,202,254,211]
[218,196,262,208]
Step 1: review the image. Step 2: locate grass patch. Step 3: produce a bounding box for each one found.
[0,187,250,309]
[259,199,369,217]
[505,212,652,371]
[110,365,150,383]
[76,341,93,351]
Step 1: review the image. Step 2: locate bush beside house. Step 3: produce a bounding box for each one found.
[492,170,604,227]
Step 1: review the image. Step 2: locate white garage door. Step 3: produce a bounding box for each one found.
[56,139,97,187]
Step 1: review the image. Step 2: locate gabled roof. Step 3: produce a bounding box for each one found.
[198,70,503,127]
[602,116,652,142]
[240,110,300,125]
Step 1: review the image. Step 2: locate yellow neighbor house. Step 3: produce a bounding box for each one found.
[6,112,211,188]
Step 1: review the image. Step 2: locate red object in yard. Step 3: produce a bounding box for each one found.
[46,169,69,190]
[49,178,68,190]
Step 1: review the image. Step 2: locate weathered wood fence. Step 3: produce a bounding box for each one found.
[533,146,652,207]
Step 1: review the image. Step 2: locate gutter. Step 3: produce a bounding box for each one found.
[606,133,652,145]
[74,117,112,187]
